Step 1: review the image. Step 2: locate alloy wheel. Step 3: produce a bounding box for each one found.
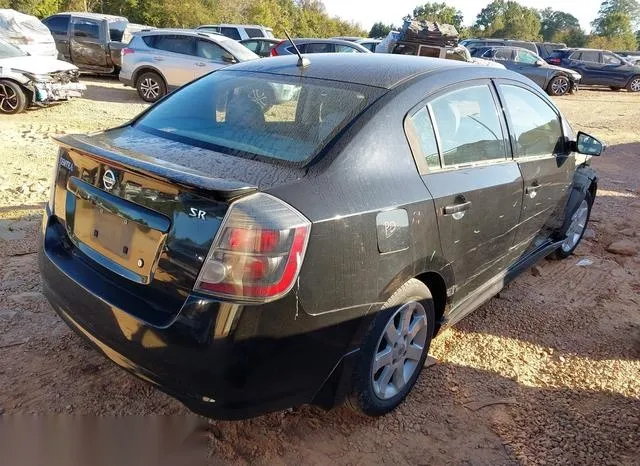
[562,199,589,253]
[140,78,160,101]
[552,77,569,95]
[0,83,19,113]
[630,78,640,92]
[371,301,428,400]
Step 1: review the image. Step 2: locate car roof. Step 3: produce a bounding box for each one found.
[566,48,609,52]
[55,12,127,21]
[138,28,230,41]
[198,24,272,30]
[225,53,517,89]
[289,38,364,45]
[465,38,534,44]
[240,38,280,43]
[480,45,536,52]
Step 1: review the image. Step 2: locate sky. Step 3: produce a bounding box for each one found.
[322,0,603,32]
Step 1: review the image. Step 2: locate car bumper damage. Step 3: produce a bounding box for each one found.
[39,205,361,419]
[27,71,86,105]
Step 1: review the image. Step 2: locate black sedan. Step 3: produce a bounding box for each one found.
[472,45,581,95]
[547,48,640,92]
[40,54,603,420]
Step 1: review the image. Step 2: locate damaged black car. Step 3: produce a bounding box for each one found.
[39,54,603,420]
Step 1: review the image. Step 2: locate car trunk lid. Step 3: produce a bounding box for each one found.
[50,128,303,325]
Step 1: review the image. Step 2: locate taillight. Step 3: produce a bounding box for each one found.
[195,193,311,303]
[548,57,561,65]
[122,48,134,56]
[271,40,286,56]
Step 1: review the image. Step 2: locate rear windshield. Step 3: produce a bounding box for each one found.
[135,71,382,165]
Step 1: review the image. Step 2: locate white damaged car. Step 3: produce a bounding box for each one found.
[0,39,85,114]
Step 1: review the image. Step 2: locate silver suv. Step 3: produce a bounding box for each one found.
[119,29,258,102]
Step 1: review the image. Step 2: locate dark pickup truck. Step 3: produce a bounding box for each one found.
[42,12,144,74]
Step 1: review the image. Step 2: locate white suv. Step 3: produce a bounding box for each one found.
[196,24,274,41]
[119,29,258,102]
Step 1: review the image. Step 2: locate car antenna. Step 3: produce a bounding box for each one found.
[284,30,310,68]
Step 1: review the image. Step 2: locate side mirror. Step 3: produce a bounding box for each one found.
[576,131,605,156]
[222,53,237,64]
[535,59,545,66]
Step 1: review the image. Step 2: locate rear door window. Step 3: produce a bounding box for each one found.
[154,35,195,55]
[499,84,563,157]
[579,51,599,63]
[428,85,506,166]
[515,49,539,64]
[242,40,260,53]
[245,28,264,38]
[196,39,225,61]
[142,35,155,47]
[135,71,382,165]
[408,107,441,170]
[72,19,100,40]
[44,15,70,35]
[492,48,512,61]
[306,42,333,53]
[220,27,241,40]
[287,44,306,53]
[335,44,359,53]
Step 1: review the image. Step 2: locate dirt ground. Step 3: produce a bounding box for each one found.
[0,78,639,465]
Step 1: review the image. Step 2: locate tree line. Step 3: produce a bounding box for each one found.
[0,0,367,38]
[3,0,639,50]
[370,0,640,51]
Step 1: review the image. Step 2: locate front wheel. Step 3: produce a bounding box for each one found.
[136,71,166,103]
[627,76,640,92]
[0,80,27,114]
[547,75,571,96]
[346,279,435,416]
[553,192,593,259]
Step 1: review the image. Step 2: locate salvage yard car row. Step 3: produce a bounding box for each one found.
[2,9,640,113]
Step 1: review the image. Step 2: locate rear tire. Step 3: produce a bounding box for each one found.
[552,191,593,260]
[626,76,640,92]
[136,71,166,103]
[547,75,571,96]
[346,279,435,416]
[0,80,27,114]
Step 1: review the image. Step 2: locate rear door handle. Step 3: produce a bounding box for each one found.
[443,200,472,215]
[195,62,206,67]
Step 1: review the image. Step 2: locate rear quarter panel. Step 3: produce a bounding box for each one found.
[267,75,467,319]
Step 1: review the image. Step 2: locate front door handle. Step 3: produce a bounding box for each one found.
[195,62,206,67]
[443,200,472,215]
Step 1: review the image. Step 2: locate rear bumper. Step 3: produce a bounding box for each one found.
[39,207,363,419]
